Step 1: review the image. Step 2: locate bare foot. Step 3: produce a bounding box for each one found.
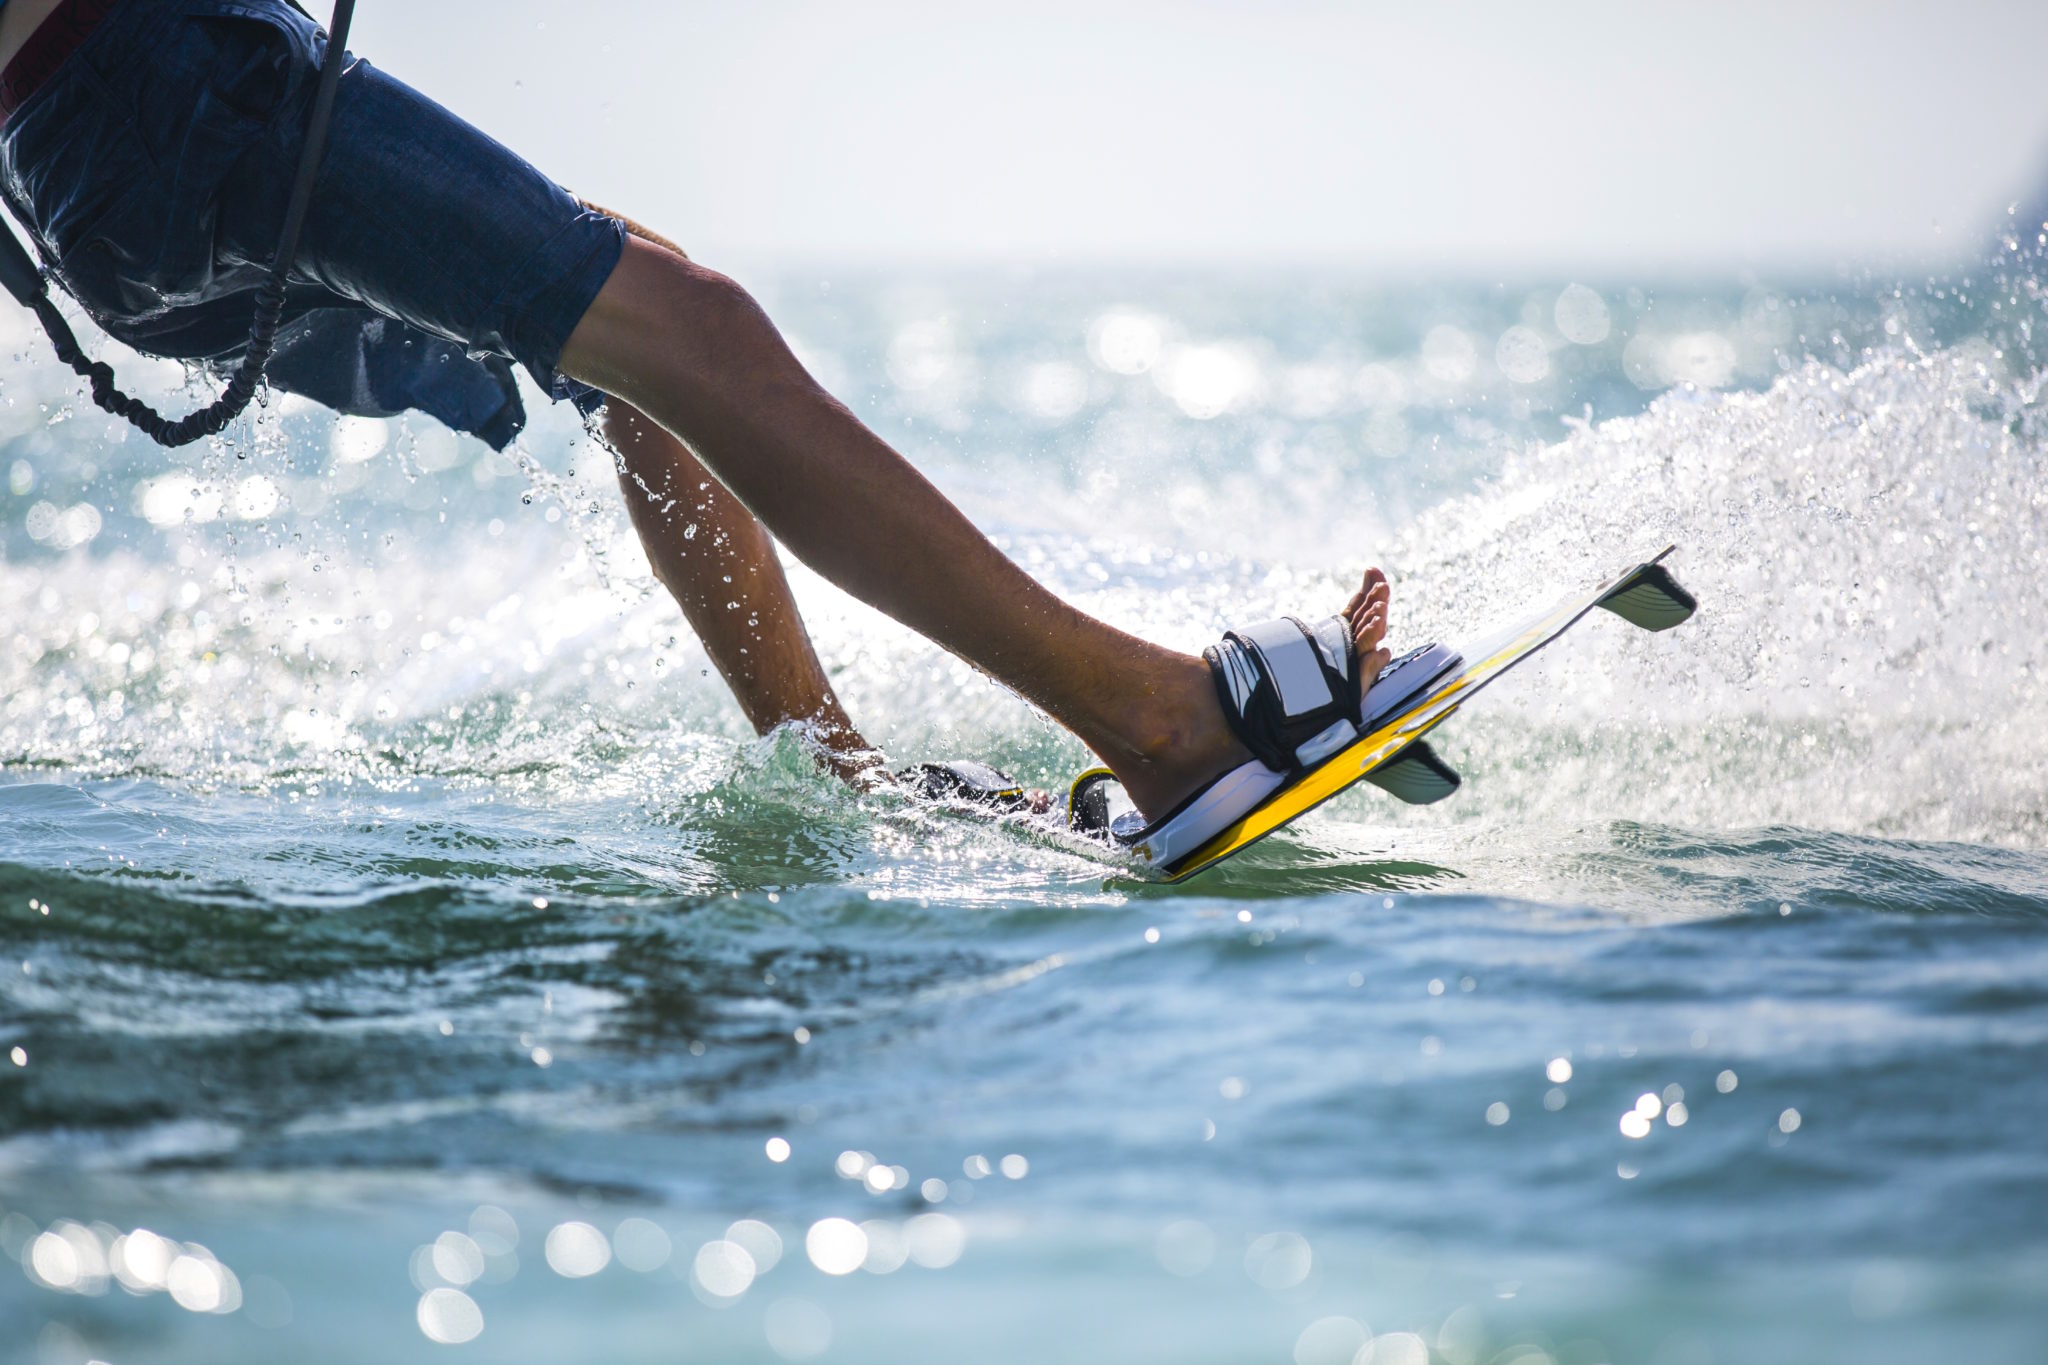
[1343,567,1394,680]
[1108,567,1395,821]
[803,719,889,789]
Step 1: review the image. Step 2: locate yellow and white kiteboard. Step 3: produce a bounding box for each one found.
[1066,548,1697,883]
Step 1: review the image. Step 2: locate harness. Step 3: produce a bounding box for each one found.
[0,0,356,447]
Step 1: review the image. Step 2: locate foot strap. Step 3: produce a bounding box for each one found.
[1203,614,1363,773]
[901,760,1029,813]
[1070,761,1284,869]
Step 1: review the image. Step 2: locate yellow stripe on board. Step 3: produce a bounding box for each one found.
[1154,558,1655,882]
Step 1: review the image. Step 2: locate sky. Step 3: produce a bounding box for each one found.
[353,1,2048,273]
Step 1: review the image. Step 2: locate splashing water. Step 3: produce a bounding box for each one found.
[3,269,2046,1364]
[1381,348,2048,847]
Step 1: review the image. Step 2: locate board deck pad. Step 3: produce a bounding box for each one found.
[1135,548,1697,882]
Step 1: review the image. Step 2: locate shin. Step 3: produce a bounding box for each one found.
[598,397,877,780]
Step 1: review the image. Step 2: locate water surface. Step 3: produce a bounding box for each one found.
[2,262,2045,1363]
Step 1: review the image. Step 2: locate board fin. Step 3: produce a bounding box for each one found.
[1596,562,1696,632]
[1362,740,1462,805]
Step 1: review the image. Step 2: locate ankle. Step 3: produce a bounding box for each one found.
[1091,654,1249,816]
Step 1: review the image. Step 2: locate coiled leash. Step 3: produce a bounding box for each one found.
[0,0,356,447]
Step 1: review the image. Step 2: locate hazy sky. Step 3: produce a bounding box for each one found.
[349,0,2048,272]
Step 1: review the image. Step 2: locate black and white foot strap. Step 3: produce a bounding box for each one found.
[1205,616,1463,776]
[900,760,1030,813]
[1203,615,1361,773]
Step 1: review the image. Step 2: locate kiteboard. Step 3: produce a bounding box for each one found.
[1069,547,1697,882]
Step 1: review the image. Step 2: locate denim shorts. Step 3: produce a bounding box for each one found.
[0,0,624,448]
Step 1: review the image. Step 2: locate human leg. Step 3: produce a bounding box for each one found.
[598,397,879,782]
[1,1,1389,820]
[558,240,1393,819]
[576,215,878,778]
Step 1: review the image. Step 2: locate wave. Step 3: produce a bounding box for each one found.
[1,292,2043,862]
[1365,348,2047,845]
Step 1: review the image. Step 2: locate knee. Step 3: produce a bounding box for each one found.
[561,236,787,402]
[598,397,683,493]
[661,257,772,346]
[604,239,770,352]
[596,396,646,452]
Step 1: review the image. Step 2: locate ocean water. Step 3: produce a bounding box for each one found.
[2,246,2046,1364]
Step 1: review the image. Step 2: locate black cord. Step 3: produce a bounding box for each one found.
[28,0,357,448]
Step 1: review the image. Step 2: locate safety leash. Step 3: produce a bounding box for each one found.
[0,0,356,447]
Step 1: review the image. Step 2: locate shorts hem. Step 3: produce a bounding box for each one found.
[479,206,625,399]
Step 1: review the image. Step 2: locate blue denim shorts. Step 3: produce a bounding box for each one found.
[0,0,624,448]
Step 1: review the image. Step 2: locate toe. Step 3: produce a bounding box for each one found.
[1351,594,1389,653]
[1347,569,1392,686]
[1347,571,1388,624]
[1339,567,1393,688]
[1341,567,1386,619]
